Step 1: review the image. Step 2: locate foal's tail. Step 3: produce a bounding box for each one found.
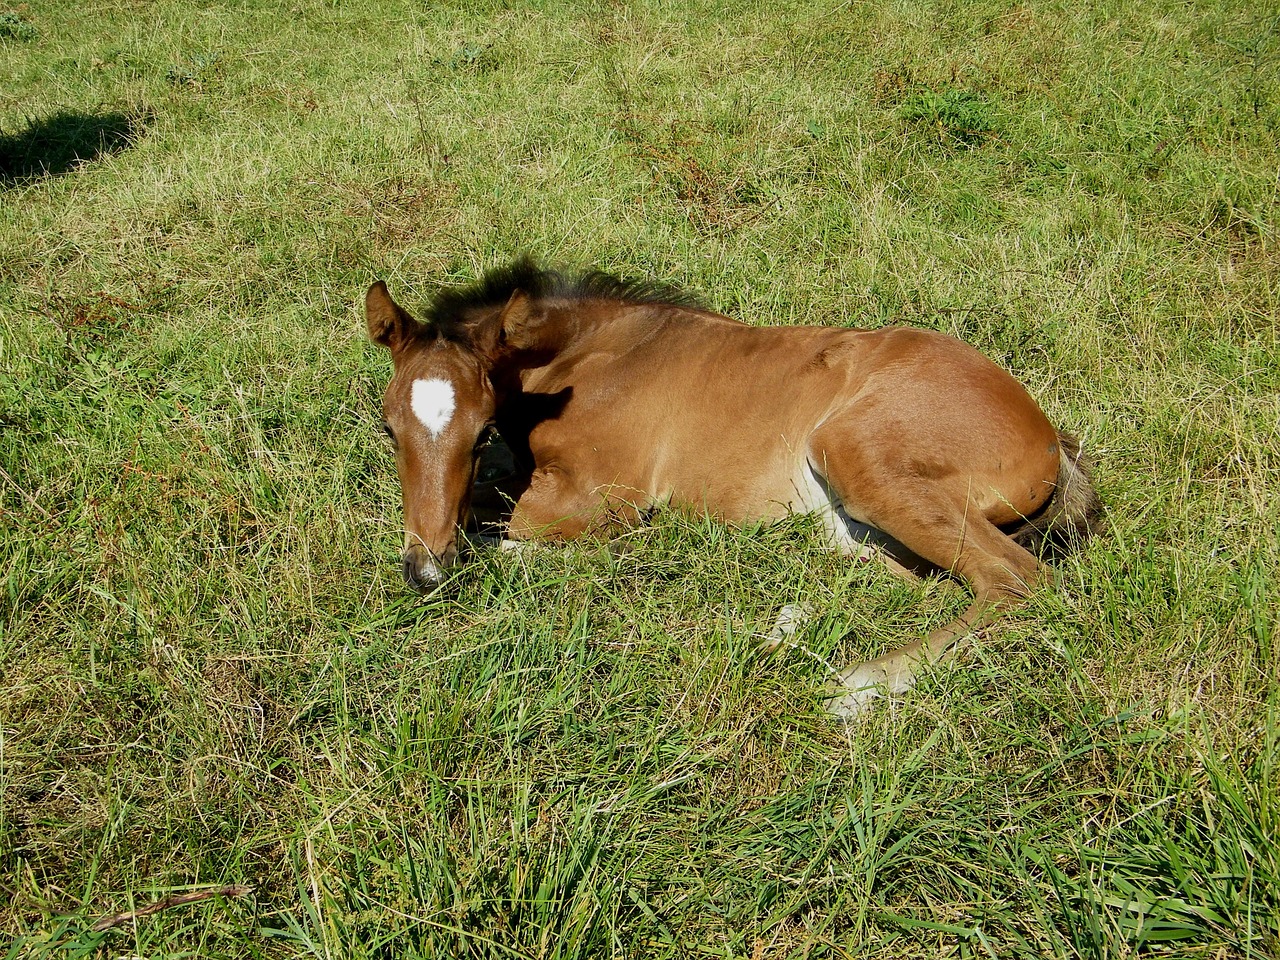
[1008,432,1104,560]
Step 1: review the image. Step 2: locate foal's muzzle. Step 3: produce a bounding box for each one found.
[402,542,459,593]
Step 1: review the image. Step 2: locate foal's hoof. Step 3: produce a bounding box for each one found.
[822,662,891,719]
[755,602,815,655]
[824,683,884,719]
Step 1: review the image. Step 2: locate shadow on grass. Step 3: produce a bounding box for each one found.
[0,109,146,186]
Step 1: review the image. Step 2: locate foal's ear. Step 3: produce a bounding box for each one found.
[477,288,536,358]
[365,281,425,354]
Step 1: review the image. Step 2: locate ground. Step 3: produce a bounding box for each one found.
[1,0,1277,956]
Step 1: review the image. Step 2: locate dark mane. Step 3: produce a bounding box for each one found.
[425,256,706,339]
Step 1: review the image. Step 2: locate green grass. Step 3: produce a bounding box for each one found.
[2,0,1277,956]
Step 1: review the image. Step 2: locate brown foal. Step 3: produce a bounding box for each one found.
[366,260,1101,716]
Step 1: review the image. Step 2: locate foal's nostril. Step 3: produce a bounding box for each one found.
[402,554,423,590]
[403,542,460,593]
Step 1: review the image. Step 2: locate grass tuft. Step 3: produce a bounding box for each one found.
[898,87,999,148]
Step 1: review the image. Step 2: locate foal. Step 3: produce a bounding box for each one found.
[367,261,1101,715]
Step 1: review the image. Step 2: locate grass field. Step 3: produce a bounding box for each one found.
[2,0,1278,956]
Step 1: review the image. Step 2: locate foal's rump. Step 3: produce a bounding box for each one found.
[798,327,1058,511]
[1003,431,1103,560]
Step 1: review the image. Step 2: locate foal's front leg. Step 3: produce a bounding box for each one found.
[506,465,623,541]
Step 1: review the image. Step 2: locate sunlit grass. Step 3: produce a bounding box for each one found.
[2,0,1277,956]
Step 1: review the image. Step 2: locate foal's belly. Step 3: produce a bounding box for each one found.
[654,445,814,522]
[652,456,885,559]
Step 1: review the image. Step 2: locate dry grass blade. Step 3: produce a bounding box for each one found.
[90,885,254,933]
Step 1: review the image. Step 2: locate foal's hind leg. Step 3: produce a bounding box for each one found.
[811,453,1044,716]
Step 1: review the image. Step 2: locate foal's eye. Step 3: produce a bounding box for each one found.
[473,424,495,452]
[381,422,396,445]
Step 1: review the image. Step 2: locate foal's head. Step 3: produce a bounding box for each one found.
[365,281,510,591]
[366,260,682,590]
